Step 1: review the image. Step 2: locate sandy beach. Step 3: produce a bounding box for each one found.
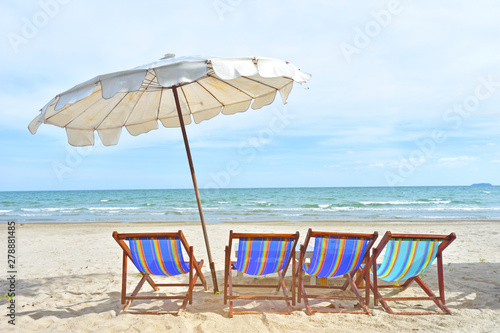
[1,220,499,333]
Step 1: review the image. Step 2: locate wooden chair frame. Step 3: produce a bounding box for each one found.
[369,231,456,315]
[297,229,378,315]
[224,230,299,318]
[113,231,208,315]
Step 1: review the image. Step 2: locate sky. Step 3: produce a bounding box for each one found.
[1,0,500,191]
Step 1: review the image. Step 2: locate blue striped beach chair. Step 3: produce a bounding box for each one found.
[297,229,378,315]
[369,231,456,315]
[224,231,299,317]
[112,231,208,315]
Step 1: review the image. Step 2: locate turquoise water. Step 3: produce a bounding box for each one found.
[1,186,499,223]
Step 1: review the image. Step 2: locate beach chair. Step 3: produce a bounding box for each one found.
[224,231,299,317]
[112,231,208,315]
[297,229,378,315]
[369,231,456,315]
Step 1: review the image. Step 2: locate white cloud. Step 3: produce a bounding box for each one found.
[437,156,477,168]
[352,162,385,171]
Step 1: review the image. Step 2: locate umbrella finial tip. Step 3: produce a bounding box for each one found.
[161,53,176,60]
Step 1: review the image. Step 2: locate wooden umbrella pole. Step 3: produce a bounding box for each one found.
[172,86,219,293]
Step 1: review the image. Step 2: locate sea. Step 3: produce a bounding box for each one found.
[1,186,499,224]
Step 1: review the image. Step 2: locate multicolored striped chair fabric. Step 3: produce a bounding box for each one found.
[233,237,294,276]
[376,238,440,282]
[303,237,370,278]
[127,237,189,276]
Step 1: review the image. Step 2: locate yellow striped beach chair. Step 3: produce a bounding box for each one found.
[112,231,208,315]
[369,231,456,315]
[224,231,299,317]
[297,229,378,315]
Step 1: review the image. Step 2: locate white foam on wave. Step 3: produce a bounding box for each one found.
[360,199,451,205]
[244,205,500,214]
[21,207,80,212]
[430,199,451,204]
[361,201,423,205]
[88,207,140,211]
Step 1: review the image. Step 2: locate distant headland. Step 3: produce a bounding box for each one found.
[471,183,493,186]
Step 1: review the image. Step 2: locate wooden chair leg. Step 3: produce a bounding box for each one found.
[297,270,302,303]
[145,274,159,291]
[346,273,370,314]
[178,295,189,315]
[372,259,379,306]
[300,278,313,315]
[278,271,293,314]
[121,251,127,305]
[193,258,208,291]
[123,274,148,311]
[401,277,415,291]
[291,256,296,306]
[437,253,445,304]
[224,246,229,305]
[364,267,370,306]
[228,265,234,318]
[178,258,201,316]
[372,275,451,315]
[414,277,451,314]
[298,247,304,303]
[189,246,194,305]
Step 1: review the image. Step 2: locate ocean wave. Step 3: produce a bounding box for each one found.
[360,201,416,205]
[18,213,52,217]
[240,201,276,207]
[167,211,185,215]
[301,204,332,209]
[88,207,140,211]
[21,207,82,212]
[420,215,478,219]
[359,200,452,205]
[0,201,17,205]
[302,204,319,208]
[242,206,500,214]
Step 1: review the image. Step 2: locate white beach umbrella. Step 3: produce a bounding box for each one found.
[29,54,311,292]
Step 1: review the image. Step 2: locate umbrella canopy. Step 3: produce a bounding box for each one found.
[29,55,311,293]
[29,55,311,146]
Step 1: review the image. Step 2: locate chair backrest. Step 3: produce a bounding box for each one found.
[127,236,189,276]
[375,233,455,282]
[303,230,378,278]
[230,232,299,276]
[113,231,190,277]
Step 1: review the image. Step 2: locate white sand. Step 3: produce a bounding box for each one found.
[1,220,499,332]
